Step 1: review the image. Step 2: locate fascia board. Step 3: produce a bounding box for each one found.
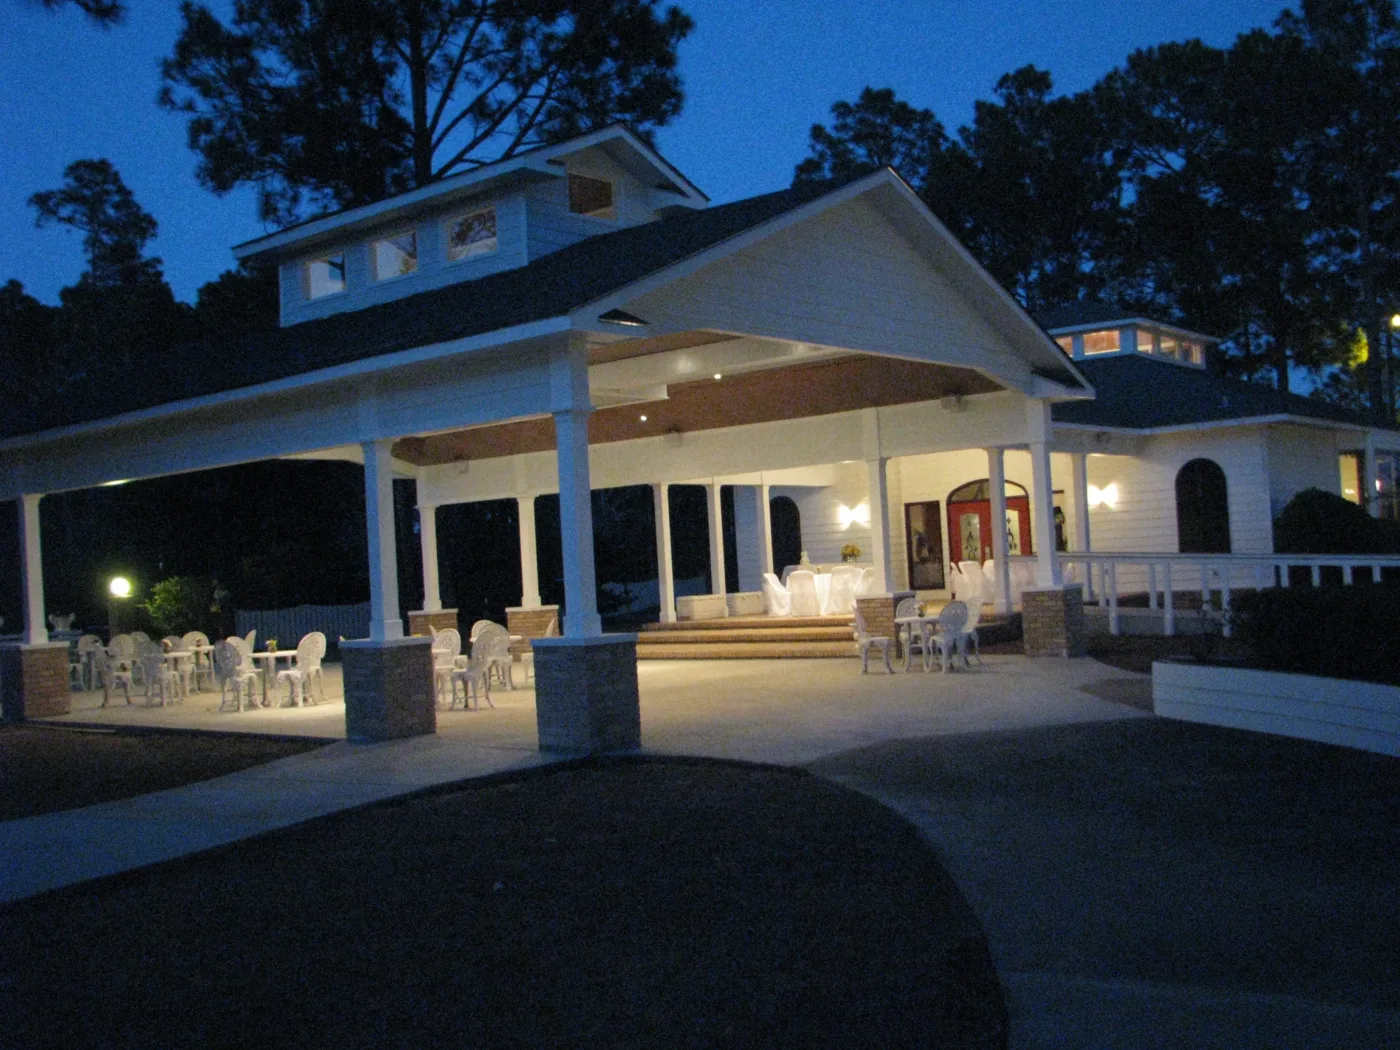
[1053,414,1383,438]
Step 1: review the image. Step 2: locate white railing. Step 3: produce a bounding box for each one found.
[1057,553,1400,638]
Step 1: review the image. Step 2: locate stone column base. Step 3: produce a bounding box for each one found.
[341,637,436,743]
[506,605,560,657]
[1022,584,1086,658]
[0,642,72,721]
[532,635,639,754]
[855,591,916,658]
[407,609,458,637]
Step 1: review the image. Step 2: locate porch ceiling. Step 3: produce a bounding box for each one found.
[394,353,1001,467]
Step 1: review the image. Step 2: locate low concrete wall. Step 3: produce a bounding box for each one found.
[1153,660,1400,758]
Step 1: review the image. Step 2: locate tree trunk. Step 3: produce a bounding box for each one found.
[407,22,432,187]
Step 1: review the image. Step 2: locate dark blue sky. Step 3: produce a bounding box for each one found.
[1,0,1289,305]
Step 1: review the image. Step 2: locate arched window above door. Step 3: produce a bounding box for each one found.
[947,478,1028,503]
[1176,459,1231,553]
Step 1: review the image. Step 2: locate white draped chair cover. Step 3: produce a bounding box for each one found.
[787,570,820,617]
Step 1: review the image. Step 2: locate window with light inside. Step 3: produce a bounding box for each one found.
[568,174,616,220]
[373,232,418,280]
[1081,329,1120,355]
[306,254,346,298]
[446,208,497,262]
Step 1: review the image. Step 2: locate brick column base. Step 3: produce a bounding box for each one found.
[506,605,560,657]
[407,609,458,637]
[855,591,915,659]
[0,642,72,721]
[1022,585,1086,658]
[532,635,639,754]
[340,637,436,743]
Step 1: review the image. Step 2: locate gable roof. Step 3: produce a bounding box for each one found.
[1052,354,1393,432]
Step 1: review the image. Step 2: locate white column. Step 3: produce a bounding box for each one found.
[867,457,894,593]
[1363,432,1380,518]
[758,481,775,578]
[653,483,676,623]
[19,494,47,646]
[554,408,601,637]
[1027,401,1063,587]
[362,439,403,642]
[418,504,441,612]
[1071,453,1092,551]
[517,496,542,608]
[986,449,1012,615]
[707,481,726,595]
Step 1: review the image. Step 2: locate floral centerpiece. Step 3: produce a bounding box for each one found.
[840,543,862,562]
[266,638,278,652]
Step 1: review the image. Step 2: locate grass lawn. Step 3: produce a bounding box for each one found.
[0,724,325,820]
[0,760,1006,1050]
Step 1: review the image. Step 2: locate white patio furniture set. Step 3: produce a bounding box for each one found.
[209,630,329,712]
[85,630,220,708]
[856,598,985,675]
[429,616,556,710]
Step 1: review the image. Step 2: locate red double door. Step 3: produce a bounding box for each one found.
[947,497,1032,564]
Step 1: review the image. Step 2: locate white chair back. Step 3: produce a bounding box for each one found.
[130,631,150,643]
[963,599,984,633]
[469,619,497,642]
[244,629,257,651]
[895,596,920,619]
[182,631,210,649]
[212,641,242,683]
[109,634,136,660]
[787,570,819,616]
[761,573,791,617]
[161,635,186,651]
[827,566,861,615]
[135,640,166,680]
[938,600,969,635]
[77,634,104,654]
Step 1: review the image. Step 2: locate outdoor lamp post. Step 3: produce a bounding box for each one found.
[108,576,131,639]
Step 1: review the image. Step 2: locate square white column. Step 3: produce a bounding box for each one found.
[985,448,1013,615]
[19,494,48,646]
[517,495,542,608]
[554,407,602,638]
[1071,453,1092,551]
[707,481,727,595]
[866,457,894,593]
[362,439,404,642]
[758,482,775,577]
[1026,402,1063,588]
[418,503,441,613]
[653,483,676,623]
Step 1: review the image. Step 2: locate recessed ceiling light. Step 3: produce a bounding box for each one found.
[639,414,647,422]
[713,373,722,380]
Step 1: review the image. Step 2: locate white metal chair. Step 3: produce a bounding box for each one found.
[518,617,557,685]
[853,606,893,674]
[788,570,820,617]
[449,639,495,710]
[92,649,134,707]
[930,601,969,673]
[136,640,181,706]
[214,641,260,712]
[108,634,140,685]
[182,631,215,692]
[827,565,862,615]
[160,636,196,695]
[959,600,985,666]
[474,622,515,690]
[761,573,792,616]
[276,632,327,707]
[130,631,150,644]
[244,629,257,652]
[894,596,931,671]
[469,619,495,644]
[226,635,264,705]
[76,634,104,690]
[431,627,463,704]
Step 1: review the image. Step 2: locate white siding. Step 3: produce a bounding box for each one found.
[1265,424,1349,517]
[771,462,874,572]
[524,148,662,259]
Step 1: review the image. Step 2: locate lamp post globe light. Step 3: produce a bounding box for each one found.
[107,576,132,638]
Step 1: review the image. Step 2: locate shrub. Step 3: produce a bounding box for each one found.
[1228,585,1400,685]
[142,576,218,638]
[1273,488,1400,554]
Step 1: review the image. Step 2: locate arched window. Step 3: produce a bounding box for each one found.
[769,496,802,575]
[1176,459,1231,553]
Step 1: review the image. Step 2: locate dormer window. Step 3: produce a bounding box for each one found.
[568,174,616,220]
[1081,329,1120,355]
[373,231,418,280]
[446,207,497,262]
[306,254,346,299]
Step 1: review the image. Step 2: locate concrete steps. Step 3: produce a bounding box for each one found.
[636,614,856,660]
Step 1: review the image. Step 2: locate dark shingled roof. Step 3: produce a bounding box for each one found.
[1035,301,1143,331]
[3,180,843,441]
[1053,354,1394,431]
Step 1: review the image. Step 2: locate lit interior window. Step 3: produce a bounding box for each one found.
[1157,334,1180,359]
[373,231,418,280]
[306,254,346,299]
[1055,336,1073,353]
[568,174,616,220]
[1081,329,1120,355]
[1183,341,1204,365]
[446,208,497,262]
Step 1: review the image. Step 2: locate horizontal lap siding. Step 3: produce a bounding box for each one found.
[773,462,874,572]
[1266,425,1346,517]
[626,198,1025,378]
[525,152,657,260]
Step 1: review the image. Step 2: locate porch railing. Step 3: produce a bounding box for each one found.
[1057,553,1400,637]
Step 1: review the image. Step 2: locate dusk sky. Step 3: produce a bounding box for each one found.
[2,0,1289,305]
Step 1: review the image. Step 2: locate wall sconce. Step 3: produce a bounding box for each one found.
[1087,483,1119,510]
[838,502,872,529]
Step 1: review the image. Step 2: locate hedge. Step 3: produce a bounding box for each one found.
[1228,585,1400,686]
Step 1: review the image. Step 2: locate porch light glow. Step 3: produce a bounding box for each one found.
[1087,483,1120,510]
[639,414,647,422]
[838,502,872,529]
[108,576,132,599]
[1391,314,1400,328]
[713,373,723,380]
